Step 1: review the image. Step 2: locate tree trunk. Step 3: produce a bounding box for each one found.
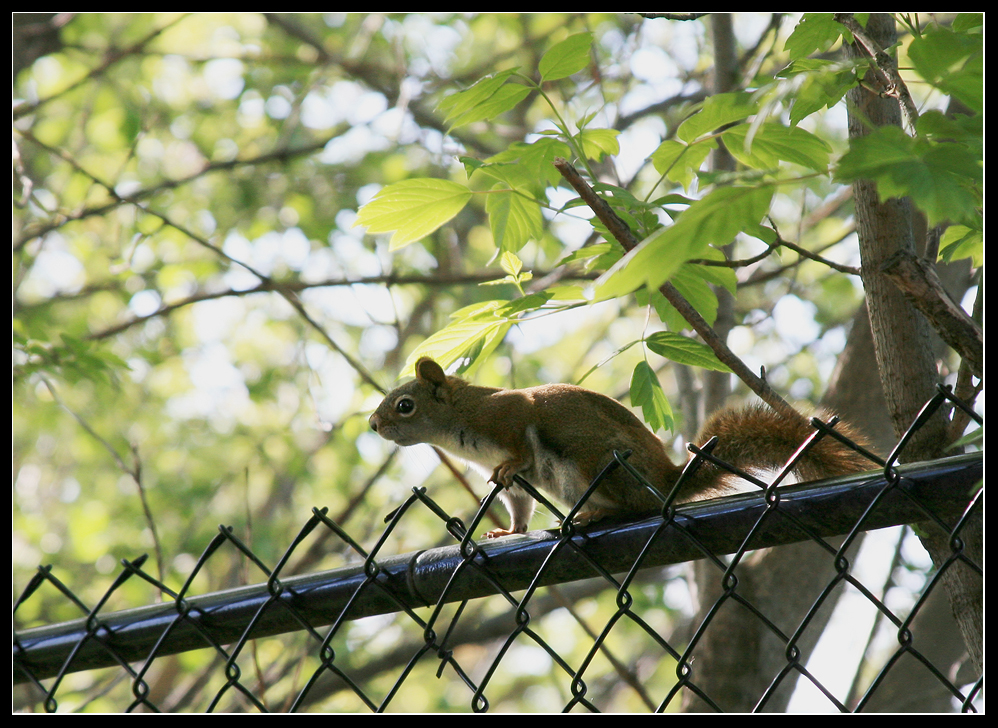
[684,14,885,713]
[844,12,982,677]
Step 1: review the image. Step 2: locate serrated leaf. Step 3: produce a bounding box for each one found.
[722,122,831,172]
[486,138,573,188]
[639,258,728,330]
[438,69,516,118]
[777,58,857,126]
[355,179,472,249]
[690,246,738,293]
[556,242,613,267]
[578,128,619,161]
[645,331,731,372]
[474,161,539,191]
[459,156,486,177]
[784,13,844,61]
[539,32,594,82]
[402,318,512,377]
[593,185,773,301]
[500,250,523,277]
[437,69,530,129]
[668,265,720,326]
[546,284,588,301]
[485,185,543,252]
[450,300,506,320]
[908,25,983,112]
[650,139,715,192]
[938,225,982,266]
[835,126,981,227]
[952,13,983,32]
[677,92,760,143]
[496,291,551,317]
[629,361,673,433]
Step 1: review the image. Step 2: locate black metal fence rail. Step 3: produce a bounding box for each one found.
[13,386,983,712]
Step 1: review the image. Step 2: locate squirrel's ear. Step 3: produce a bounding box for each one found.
[415,357,448,386]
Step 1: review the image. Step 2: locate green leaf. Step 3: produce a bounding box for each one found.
[496,291,550,317]
[402,316,511,377]
[485,138,573,188]
[908,25,983,112]
[917,110,982,156]
[776,58,857,126]
[689,246,738,294]
[593,185,773,301]
[629,361,673,433]
[437,69,531,129]
[13,334,130,385]
[539,32,594,82]
[500,250,523,277]
[952,13,983,32]
[645,332,731,372]
[835,126,981,227]
[650,139,715,193]
[577,128,620,161]
[474,161,540,192]
[556,242,615,268]
[401,290,558,377]
[485,185,543,252]
[483,252,536,294]
[638,255,731,330]
[784,13,844,61]
[677,92,760,143]
[458,155,486,178]
[355,179,473,249]
[938,225,982,266]
[722,122,831,172]
[449,300,507,320]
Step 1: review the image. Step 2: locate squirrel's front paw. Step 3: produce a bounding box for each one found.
[490,460,522,488]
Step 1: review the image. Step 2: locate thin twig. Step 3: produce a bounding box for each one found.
[40,377,166,584]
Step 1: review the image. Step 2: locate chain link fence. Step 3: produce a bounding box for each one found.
[13,386,982,712]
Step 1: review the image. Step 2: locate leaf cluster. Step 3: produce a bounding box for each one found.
[357,17,980,431]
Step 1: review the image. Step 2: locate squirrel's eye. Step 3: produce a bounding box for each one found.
[395,396,415,416]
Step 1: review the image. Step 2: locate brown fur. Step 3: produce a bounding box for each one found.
[370,358,872,536]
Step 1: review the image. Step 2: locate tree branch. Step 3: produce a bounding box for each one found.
[553,157,796,418]
[834,13,919,132]
[880,250,982,379]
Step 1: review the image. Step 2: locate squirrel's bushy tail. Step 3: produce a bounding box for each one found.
[697,404,873,484]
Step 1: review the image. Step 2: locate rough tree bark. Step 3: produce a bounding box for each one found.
[684,13,981,712]
[844,10,982,678]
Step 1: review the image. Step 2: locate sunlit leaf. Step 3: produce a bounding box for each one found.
[402,318,512,377]
[645,331,730,372]
[722,123,831,172]
[593,186,773,301]
[629,360,673,433]
[578,128,619,161]
[485,185,543,252]
[355,179,473,249]
[539,32,594,82]
[677,92,760,143]
[835,126,981,227]
[650,139,714,192]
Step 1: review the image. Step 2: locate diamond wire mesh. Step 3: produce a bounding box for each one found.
[13,386,982,712]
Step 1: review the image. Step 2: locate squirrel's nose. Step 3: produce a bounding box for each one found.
[369,413,380,432]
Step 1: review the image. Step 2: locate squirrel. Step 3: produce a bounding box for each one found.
[369,357,871,538]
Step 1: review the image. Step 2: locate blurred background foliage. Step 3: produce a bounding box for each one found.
[12,13,977,712]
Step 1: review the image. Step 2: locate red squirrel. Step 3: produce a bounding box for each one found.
[369,357,871,538]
